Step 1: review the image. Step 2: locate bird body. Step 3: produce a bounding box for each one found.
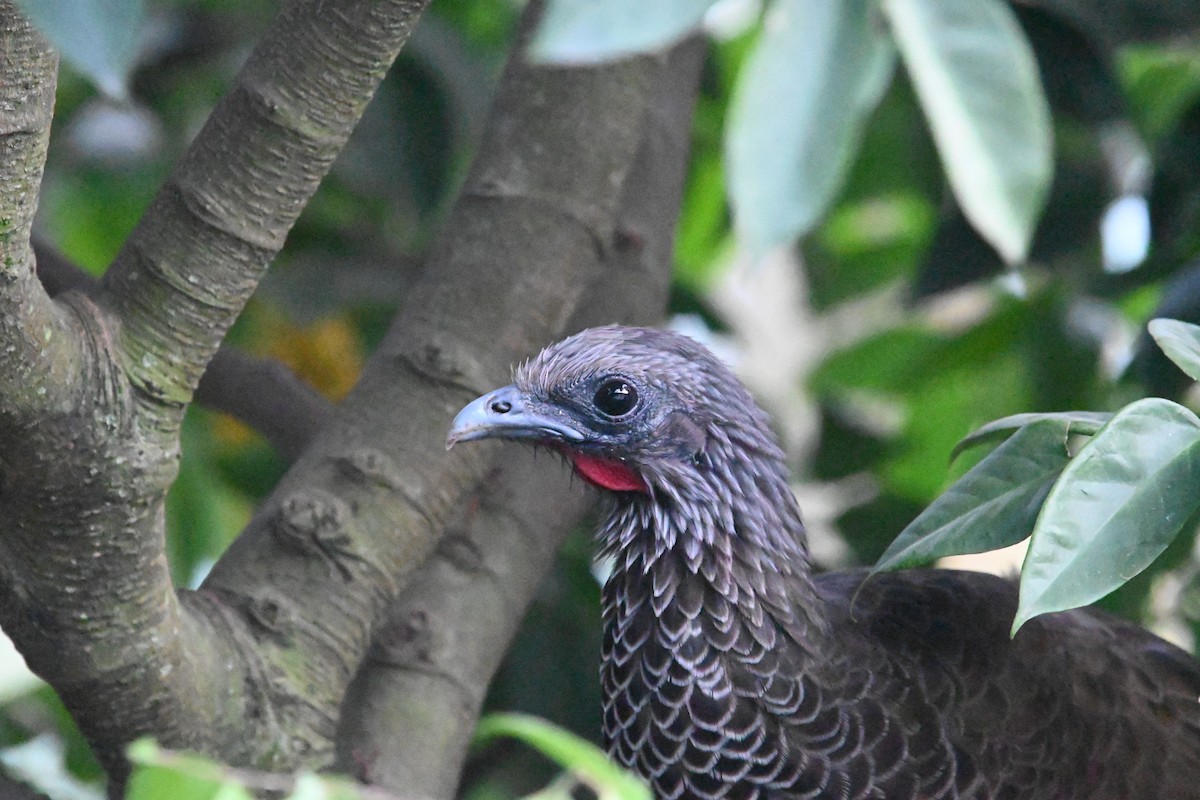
[448,325,1200,799]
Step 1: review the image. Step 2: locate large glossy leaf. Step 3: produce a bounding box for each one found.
[529,0,718,63]
[16,0,146,99]
[875,419,1070,571]
[951,411,1112,459]
[1013,398,1200,634]
[727,0,895,250]
[476,713,650,800]
[881,0,1052,264]
[1148,317,1200,382]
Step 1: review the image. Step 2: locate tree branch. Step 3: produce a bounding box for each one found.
[0,0,430,788]
[194,0,674,779]
[196,348,333,462]
[102,0,429,412]
[1,0,696,790]
[332,37,707,796]
[34,240,333,462]
[0,4,84,425]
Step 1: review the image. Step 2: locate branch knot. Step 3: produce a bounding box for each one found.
[272,489,362,581]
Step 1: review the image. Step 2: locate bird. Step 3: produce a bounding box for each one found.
[446,325,1200,800]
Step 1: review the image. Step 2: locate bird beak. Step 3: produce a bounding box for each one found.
[446,385,586,450]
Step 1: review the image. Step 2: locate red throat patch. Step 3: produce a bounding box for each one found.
[569,453,647,493]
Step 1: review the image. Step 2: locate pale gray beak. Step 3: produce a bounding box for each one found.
[446,385,585,450]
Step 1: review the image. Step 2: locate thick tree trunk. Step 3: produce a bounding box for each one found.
[332,36,707,797]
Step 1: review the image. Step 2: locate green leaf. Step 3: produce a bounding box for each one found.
[530,0,718,63]
[727,0,895,249]
[126,740,253,800]
[1013,398,1200,634]
[810,327,942,395]
[675,149,734,291]
[127,740,372,800]
[1148,317,1200,382]
[289,773,371,800]
[807,192,937,305]
[881,0,1052,263]
[15,0,146,99]
[1119,44,1200,140]
[875,419,1071,571]
[475,713,650,800]
[952,411,1112,459]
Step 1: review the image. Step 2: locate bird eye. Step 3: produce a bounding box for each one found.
[593,379,638,418]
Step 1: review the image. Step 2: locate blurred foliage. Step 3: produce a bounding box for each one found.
[542,0,1053,262]
[473,714,650,800]
[15,0,147,99]
[125,740,382,800]
[118,720,649,800]
[5,0,1200,797]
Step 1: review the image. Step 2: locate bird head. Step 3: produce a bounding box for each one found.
[446,325,781,498]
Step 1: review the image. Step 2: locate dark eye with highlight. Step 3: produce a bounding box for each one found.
[593,379,638,418]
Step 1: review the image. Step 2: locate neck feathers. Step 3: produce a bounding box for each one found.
[597,422,825,639]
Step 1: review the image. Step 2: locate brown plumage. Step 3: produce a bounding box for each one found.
[447,325,1200,799]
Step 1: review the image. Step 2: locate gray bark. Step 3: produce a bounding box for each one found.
[0,0,705,795]
[333,37,707,798]
[0,0,431,787]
